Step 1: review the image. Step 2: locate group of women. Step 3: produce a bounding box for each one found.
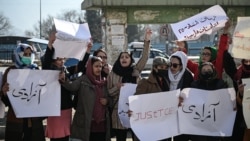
[0,21,249,141]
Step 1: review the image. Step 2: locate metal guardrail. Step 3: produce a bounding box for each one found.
[0,49,13,66]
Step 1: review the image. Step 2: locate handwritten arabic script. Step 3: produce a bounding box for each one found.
[11,81,47,104]
[170,5,228,41]
[182,101,220,122]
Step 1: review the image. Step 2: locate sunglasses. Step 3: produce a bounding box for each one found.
[201,52,211,57]
[170,63,181,68]
[97,56,107,59]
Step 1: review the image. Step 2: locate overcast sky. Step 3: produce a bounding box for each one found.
[0,0,84,36]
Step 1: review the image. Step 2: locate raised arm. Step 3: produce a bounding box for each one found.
[134,28,152,72]
[42,32,56,70]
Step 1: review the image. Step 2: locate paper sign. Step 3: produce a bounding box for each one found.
[7,69,61,117]
[118,83,137,128]
[231,17,250,59]
[179,88,236,136]
[242,78,250,129]
[53,18,90,60]
[170,5,228,41]
[129,90,180,141]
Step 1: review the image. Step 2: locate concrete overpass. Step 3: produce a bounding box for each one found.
[81,0,250,64]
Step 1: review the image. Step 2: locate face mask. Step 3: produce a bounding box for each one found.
[200,71,213,80]
[21,56,32,65]
[244,64,250,70]
[156,69,168,77]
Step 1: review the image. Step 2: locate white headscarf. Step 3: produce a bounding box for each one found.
[13,43,37,69]
[168,51,188,90]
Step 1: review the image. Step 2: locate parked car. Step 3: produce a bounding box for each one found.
[128,42,169,70]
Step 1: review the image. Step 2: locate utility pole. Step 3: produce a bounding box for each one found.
[40,0,42,39]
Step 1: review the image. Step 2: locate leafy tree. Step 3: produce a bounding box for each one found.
[84,10,102,43]
[0,12,12,35]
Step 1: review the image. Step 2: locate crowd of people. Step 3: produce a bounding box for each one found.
[0,20,249,141]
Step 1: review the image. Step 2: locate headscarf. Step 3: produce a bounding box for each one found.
[168,51,188,90]
[112,52,136,83]
[235,59,250,80]
[198,62,217,81]
[13,43,37,69]
[86,57,106,123]
[198,46,217,67]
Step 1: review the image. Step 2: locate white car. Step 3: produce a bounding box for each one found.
[129,42,169,70]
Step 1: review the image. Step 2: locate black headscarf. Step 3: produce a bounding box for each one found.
[112,52,136,83]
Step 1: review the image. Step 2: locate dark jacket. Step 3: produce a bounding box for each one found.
[62,75,111,141]
[191,78,227,90]
[1,66,45,141]
[42,46,90,110]
[135,73,169,95]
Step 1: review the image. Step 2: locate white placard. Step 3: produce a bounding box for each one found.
[179,88,236,136]
[53,18,90,60]
[170,5,228,41]
[242,78,250,128]
[231,17,250,59]
[7,69,61,117]
[118,83,137,128]
[129,90,180,141]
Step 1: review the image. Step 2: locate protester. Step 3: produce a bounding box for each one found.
[176,21,234,81]
[233,59,250,141]
[42,31,93,141]
[93,49,112,78]
[188,62,228,141]
[107,28,152,141]
[135,56,170,94]
[167,51,194,141]
[60,56,111,141]
[168,51,193,91]
[1,43,45,141]
[134,56,170,141]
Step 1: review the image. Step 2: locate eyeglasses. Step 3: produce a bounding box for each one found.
[97,56,107,59]
[170,63,181,68]
[201,52,211,57]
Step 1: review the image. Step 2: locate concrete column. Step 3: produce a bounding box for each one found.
[101,8,127,65]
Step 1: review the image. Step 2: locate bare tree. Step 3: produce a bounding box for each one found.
[0,12,12,35]
[84,10,102,43]
[25,10,84,39]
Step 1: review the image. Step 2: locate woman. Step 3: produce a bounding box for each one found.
[185,21,233,80]
[134,56,171,141]
[1,43,45,141]
[168,51,193,91]
[93,49,112,78]
[167,51,194,141]
[187,46,218,80]
[233,59,250,141]
[42,31,93,141]
[61,56,111,141]
[189,62,228,141]
[107,28,152,141]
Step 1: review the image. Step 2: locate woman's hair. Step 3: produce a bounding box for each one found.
[93,48,107,57]
[91,56,103,65]
[171,56,182,66]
